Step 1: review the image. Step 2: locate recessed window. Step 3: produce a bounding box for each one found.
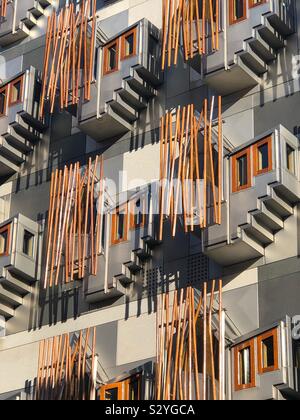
[0,223,11,257]
[253,136,272,176]
[232,148,251,192]
[103,40,119,75]
[130,196,145,230]
[111,204,128,245]
[258,329,279,374]
[23,230,35,258]
[0,86,7,117]
[286,144,295,174]
[229,0,247,24]
[121,27,137,60]
[126,374,141,400]
[9,76,23,106]
[234,339,256,391]
[100,383,122,400]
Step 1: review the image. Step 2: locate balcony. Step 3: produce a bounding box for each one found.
[0,0,55,47]
[0,66,47,178]
[78,18,162,142]
[190,0,295,96]
[204,125,300,267]
[231,320,299,400]
[0,214,40,319]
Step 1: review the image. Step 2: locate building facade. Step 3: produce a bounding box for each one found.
[0,0,299,401]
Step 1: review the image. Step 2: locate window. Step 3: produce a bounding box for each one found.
[100,374,141,400]
[23,230,35,258]
[234,339,256,391]
[121,27,137,60]
[130,196,146,230]
[100,382,123,400]
[0,223,11,257]
[103,39,119,75]
[0,85,7,117]
[125,374,141,400]
[9,76,23,106]
[229,0,247,24]
[258,328,279,374]
[253,136,272,176]
[286,144,295,174]
[249,0,267,8]
[111,204,128,245]
[232,148,251,192]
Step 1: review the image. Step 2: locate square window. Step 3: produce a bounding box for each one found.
[23,230,35,258]
[103,40,119,75]
[111,204,128,245]
[121,28,137,60]
[0,223,11,257]
[286,144,295,174]
[229,0,247,25]
[130,196,146,229]
[253,136,272,176]
[234,339,256,391]
[9,76,23,106]
[0,86,7,117]
[232,148,251,192]
[258,328,279,374]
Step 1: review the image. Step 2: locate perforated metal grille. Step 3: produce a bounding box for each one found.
[187,253,209,286]
[143,266,163,297]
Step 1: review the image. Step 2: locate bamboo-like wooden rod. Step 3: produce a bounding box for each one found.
[40,1,97,117]
[159,97,222,240]
[44,157,104,288]
[35,328,97,400]
[161,0,220,70]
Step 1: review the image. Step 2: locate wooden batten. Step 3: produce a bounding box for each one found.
[35,328,97,400]
[40,1,97,117]
[159,97,223,240]
[156,280,224,400]
[43,156,105,288]
[161,0,220,70]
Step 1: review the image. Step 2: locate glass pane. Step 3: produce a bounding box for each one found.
[133,199,143,227]
[0,89,6,115]
[234,0,245,20]
[108,45,117,71]
[0,228,9,255]
[286,144,295,173]
[258,143,269,171]
[104,387,119,400]
[125,33,134,56]
[117,212,125,240]
[128,379,139,400]
[11,81,21,103]
[23,230,34,258]
[262,336,275,368]
[237,154,248,187]
[239,347,251,385]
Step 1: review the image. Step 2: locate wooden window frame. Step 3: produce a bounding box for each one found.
[9,75,24,107]
[130,195,146,230]
[103,38,120,76]
[249,0,267,9]
[111,203,129,246]
[100,382,123,400]
[124,374,141,400]
[232,147,252,193]
[120,27,138,61]
[253,135,273,176]
[229,0,247,25]
[234,338,256,391]
[257,328,279,375]
[0,85,8,117]
[0,222,11,257]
